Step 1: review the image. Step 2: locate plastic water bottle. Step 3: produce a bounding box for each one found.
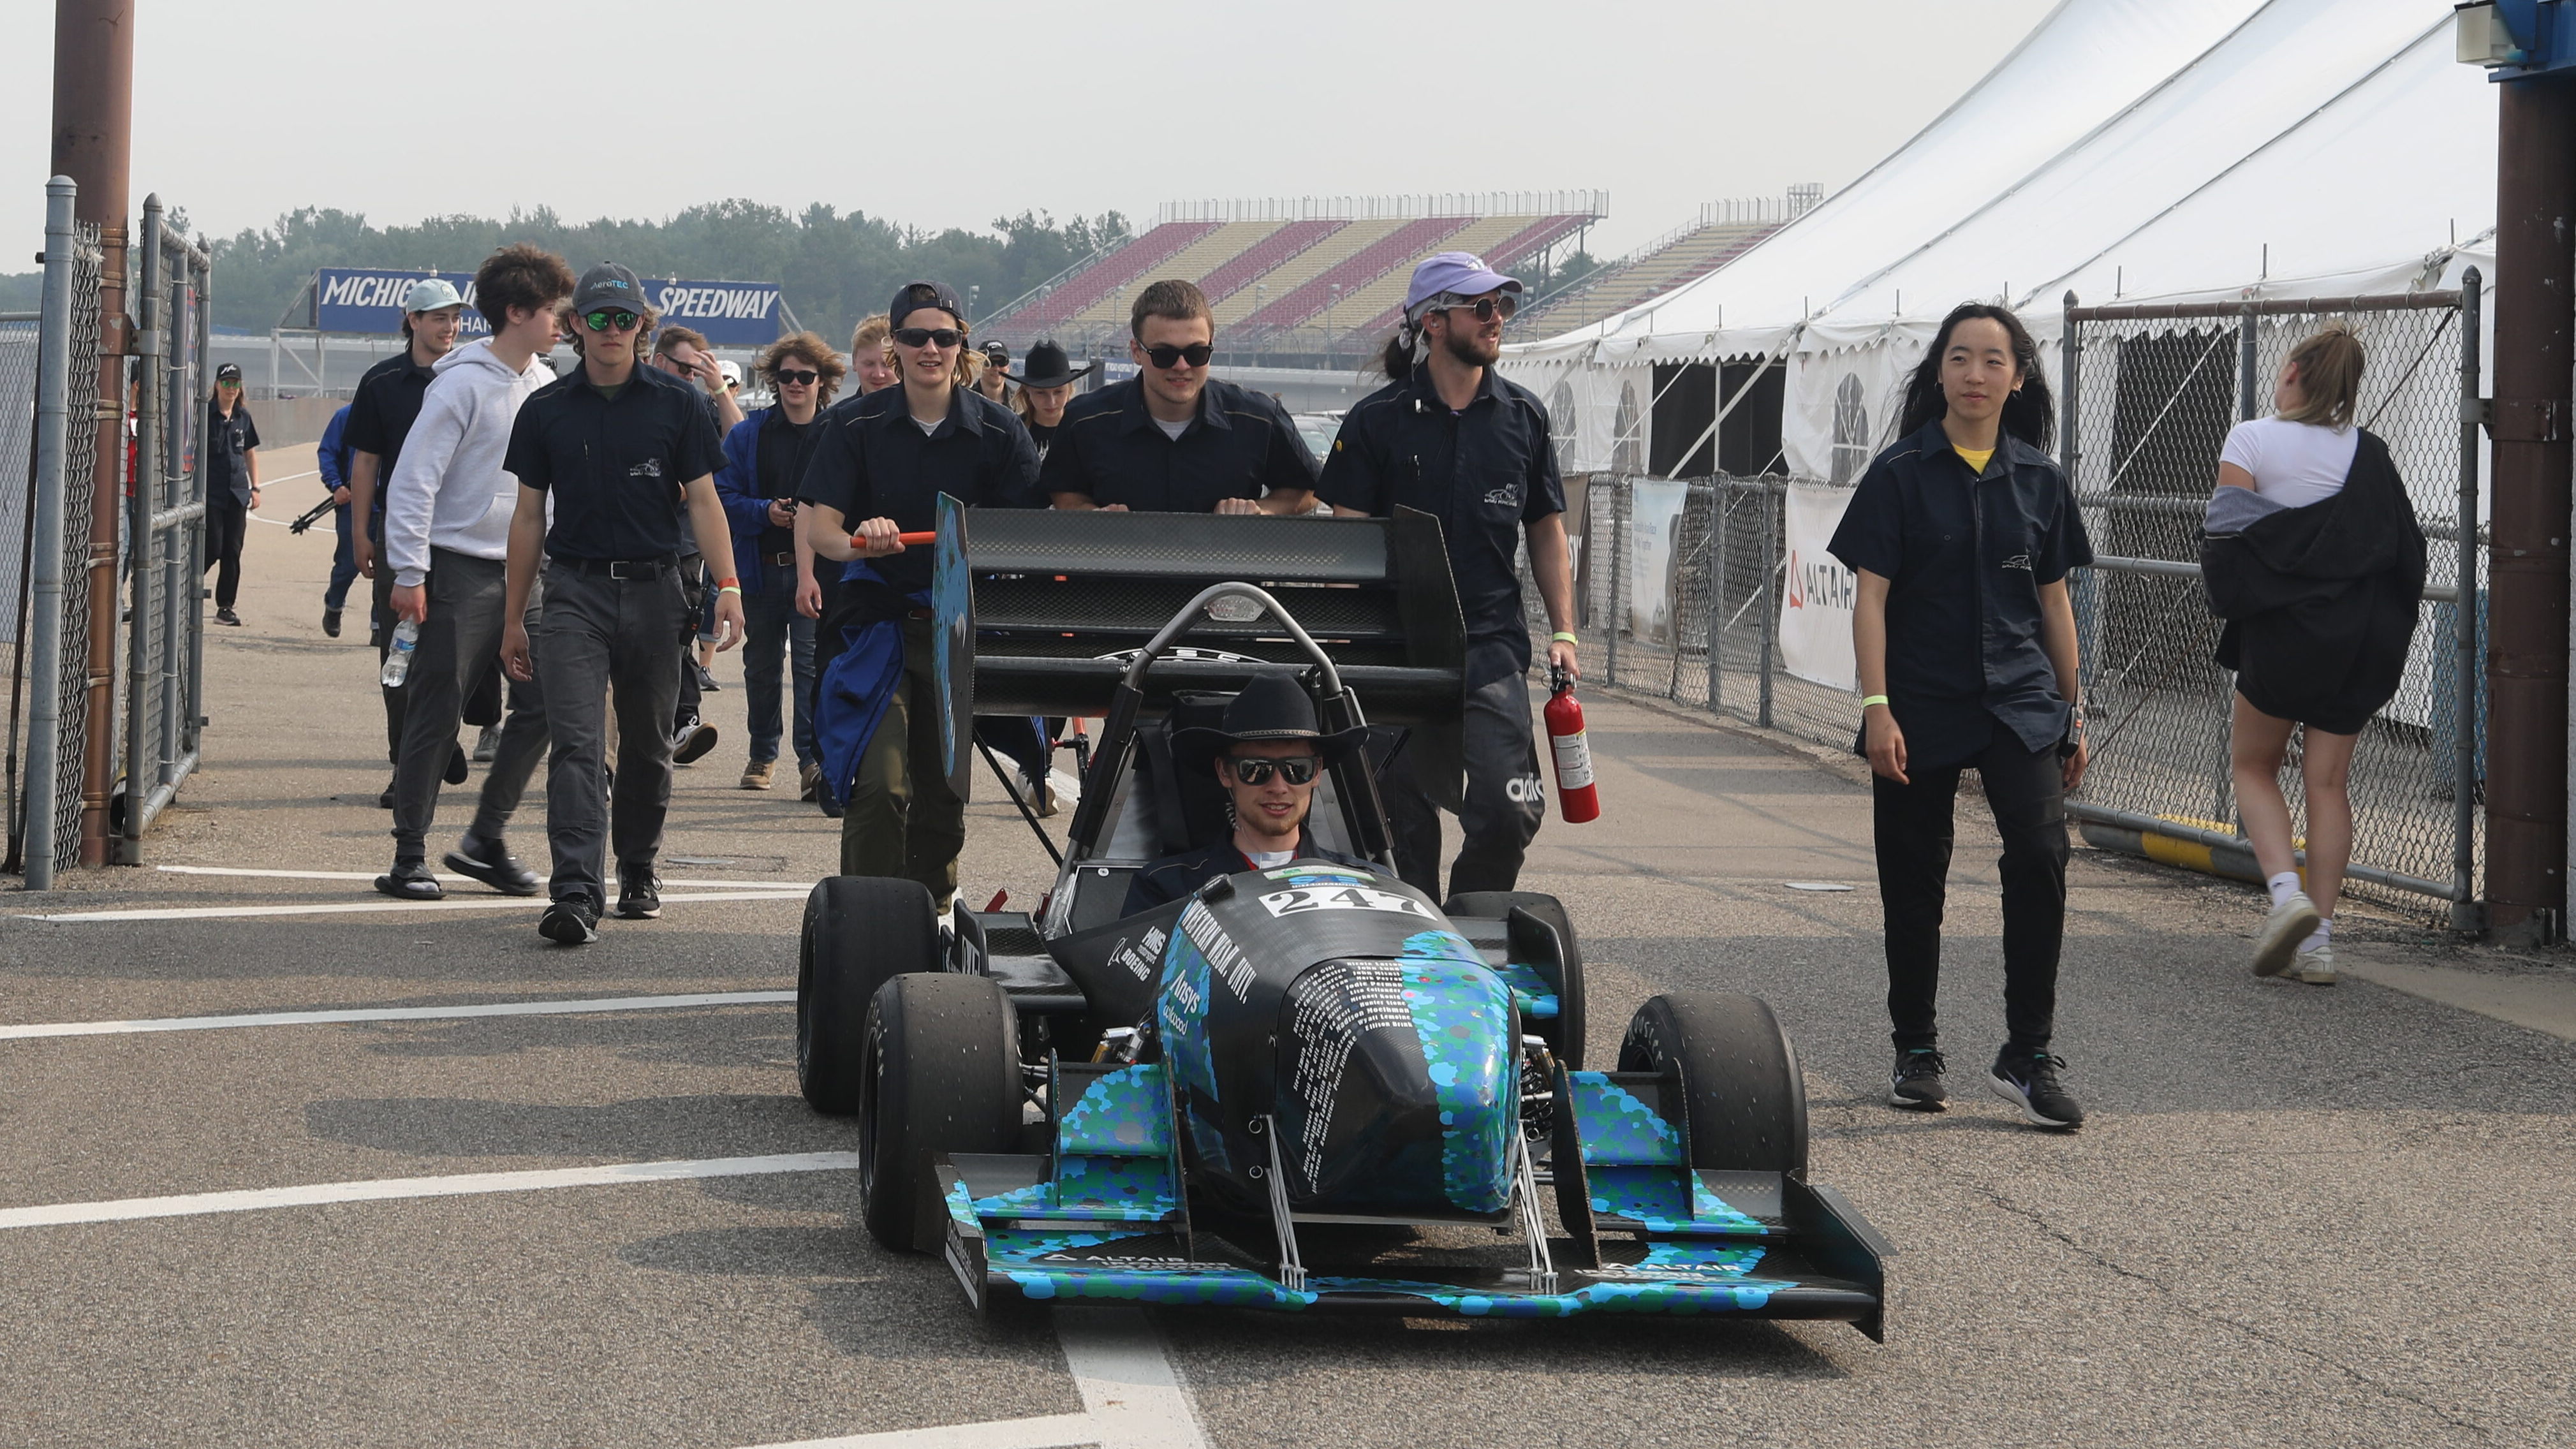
[380,619,419,688]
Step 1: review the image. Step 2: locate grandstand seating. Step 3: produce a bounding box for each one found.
[981,197,1607,350]
[1198,219,1345,307]
[998,220,1221,330]
[1061,220,1279,327]
[1515,217,1786,337]
[1239,216,1472,333]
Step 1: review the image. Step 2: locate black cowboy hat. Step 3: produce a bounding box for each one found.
[1005,339,1098,390]
[1172,674,1367,778]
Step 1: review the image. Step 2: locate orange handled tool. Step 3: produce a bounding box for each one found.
[850,531,939,550]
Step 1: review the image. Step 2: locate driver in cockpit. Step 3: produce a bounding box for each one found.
[1122,675,1373,916]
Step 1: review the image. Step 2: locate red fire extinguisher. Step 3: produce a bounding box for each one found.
[1544,665,1600,824]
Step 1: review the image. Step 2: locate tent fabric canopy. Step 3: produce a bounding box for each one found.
[1509,0,2497,381]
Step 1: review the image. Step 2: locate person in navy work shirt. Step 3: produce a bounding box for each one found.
[496,263,746,946]
[1318,252,1579,904]
[1042,279,1318,515]
[1122,676,1373,916]
[1826,302,2093,1132]
[797,279,1040,912]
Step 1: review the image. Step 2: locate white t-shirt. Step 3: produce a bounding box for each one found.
[2219,417,2358,509]
[1154,416,1190,441]
[1246,849,1295,869]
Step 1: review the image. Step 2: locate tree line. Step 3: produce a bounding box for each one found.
[2,201,1137,343]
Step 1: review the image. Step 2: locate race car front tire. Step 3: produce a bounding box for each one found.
[1445,890,1587,1068]
[1616,992,1810,1178]
[858,971,1024,1254]
[799,876,941,1115]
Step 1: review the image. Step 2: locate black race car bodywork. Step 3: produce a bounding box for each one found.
[795,503,1890,1334]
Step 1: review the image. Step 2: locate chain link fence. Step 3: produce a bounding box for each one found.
[1533,286,2482,922]
[120,196,212,858]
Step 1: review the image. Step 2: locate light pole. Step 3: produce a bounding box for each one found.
[968,284,979,327]
[1327,284,1342,370]
[1252,283,1266,366]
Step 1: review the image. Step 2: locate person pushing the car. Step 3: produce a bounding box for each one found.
[1122,675,1373,915]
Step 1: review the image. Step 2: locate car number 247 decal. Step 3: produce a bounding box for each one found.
[1258,885,1432,918]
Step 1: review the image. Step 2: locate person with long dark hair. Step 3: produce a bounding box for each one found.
[2202,324,2424,985]
[1827,302,2093,1130]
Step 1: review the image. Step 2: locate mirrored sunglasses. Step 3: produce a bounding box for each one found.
[1443,295,1518,322]
[1225,754,1321,786]
[583,309,641,333]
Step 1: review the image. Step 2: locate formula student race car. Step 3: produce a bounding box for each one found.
[793,501,1890,1334]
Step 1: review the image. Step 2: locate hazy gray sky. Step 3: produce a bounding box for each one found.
[5,0,2055,265]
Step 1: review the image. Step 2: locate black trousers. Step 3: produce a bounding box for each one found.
[205,494,247,609]
[1871,721,2067,1054]
[1382,651,1545,902]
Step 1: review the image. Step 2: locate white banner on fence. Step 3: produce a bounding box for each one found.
[1785,346,1911,485]
[1779,482,1859,691]
[1625,479,1691,646]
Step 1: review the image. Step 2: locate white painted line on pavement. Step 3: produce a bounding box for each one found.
[1057,1307,1211,1449]
[740,1413,1100,1449]
[0,1152,860,1231]
[733,1310,1207,1449]
[21,889,805,923]
[156,864,809,890]
[0,989,795,1041]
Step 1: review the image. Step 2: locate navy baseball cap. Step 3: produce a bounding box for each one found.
[571,263,646,316]
[889,280,966,330]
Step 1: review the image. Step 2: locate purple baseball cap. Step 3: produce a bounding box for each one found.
[1402,251,1523,318]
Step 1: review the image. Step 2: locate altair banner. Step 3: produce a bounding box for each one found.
[312,268,784,344]
[1777,482,1859,691]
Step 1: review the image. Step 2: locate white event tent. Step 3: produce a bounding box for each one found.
[1508,0,2499,480]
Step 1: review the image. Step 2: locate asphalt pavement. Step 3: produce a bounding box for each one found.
[1,452,2568,1448]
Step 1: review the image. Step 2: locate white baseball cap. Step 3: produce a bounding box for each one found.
[404,278,467,313]
[717,359,743,389]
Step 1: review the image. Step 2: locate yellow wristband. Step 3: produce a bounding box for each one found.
[1860,694,1890,709]
[1550,631,1579,644]
[718,585,742,596]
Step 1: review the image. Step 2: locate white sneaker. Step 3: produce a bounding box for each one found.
[2292,943,2337,985]
[2251,892,2322,978]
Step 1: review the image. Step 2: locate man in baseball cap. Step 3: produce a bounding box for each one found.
[1316,249,1573,903]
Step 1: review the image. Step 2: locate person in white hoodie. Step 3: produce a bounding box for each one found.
[374,245,579,901]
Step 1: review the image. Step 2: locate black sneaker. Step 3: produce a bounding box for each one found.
[443,834,540,897]
[695,663,721,693]
[214,608,241,627]
[378,774,397,810]
[539,896,601,945]
[1989,1049,2086,1131]
[472,724,499,763]
[443,742,470,785]
[323,607,342,638]
[615,869,662,920]
[1889,1048,1948,1111]
[372,860,445,901]
[671,717,718,765]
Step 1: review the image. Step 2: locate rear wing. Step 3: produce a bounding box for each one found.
[930,498,1467,802]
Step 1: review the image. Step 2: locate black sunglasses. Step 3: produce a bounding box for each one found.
[892,327,964,349]
[1225,754,1321,786]
[582,309,641,333]
[1443,295,1518,322]
[1142,342,1214,369]
[773,368,820,386]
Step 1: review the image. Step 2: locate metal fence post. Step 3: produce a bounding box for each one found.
[120,196,164,864]
[2062,293,2101,695]
[1605,477,1626,686]
[2455,268,2485,930]
[1758,480,1776,730]
[1706,476,1728,716]
[25,179,77,890]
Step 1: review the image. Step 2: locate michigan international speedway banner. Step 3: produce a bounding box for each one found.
[1624,478,1690,647]
[312,269,786,345]
[1778,482,1858,691]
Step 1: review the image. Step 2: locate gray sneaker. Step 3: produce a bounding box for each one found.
[2252,892,2322,978]
[2292,942,2338,985]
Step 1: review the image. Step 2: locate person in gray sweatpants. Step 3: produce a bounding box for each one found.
[372,244,576,902]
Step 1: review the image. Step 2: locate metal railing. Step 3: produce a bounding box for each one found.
[18,180,102,885]
[1540,283,2484,922]
[120,193,211,859]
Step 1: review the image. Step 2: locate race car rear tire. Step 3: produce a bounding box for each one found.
[799,876,940,1115]
[1445,890,1587,1069]
[858,972,1024,1254]
[1616,992,1809,1177]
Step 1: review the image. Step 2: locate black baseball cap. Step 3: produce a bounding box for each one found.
[888,280,965,330]
[572,263,647,317]
[214,362,242,383]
